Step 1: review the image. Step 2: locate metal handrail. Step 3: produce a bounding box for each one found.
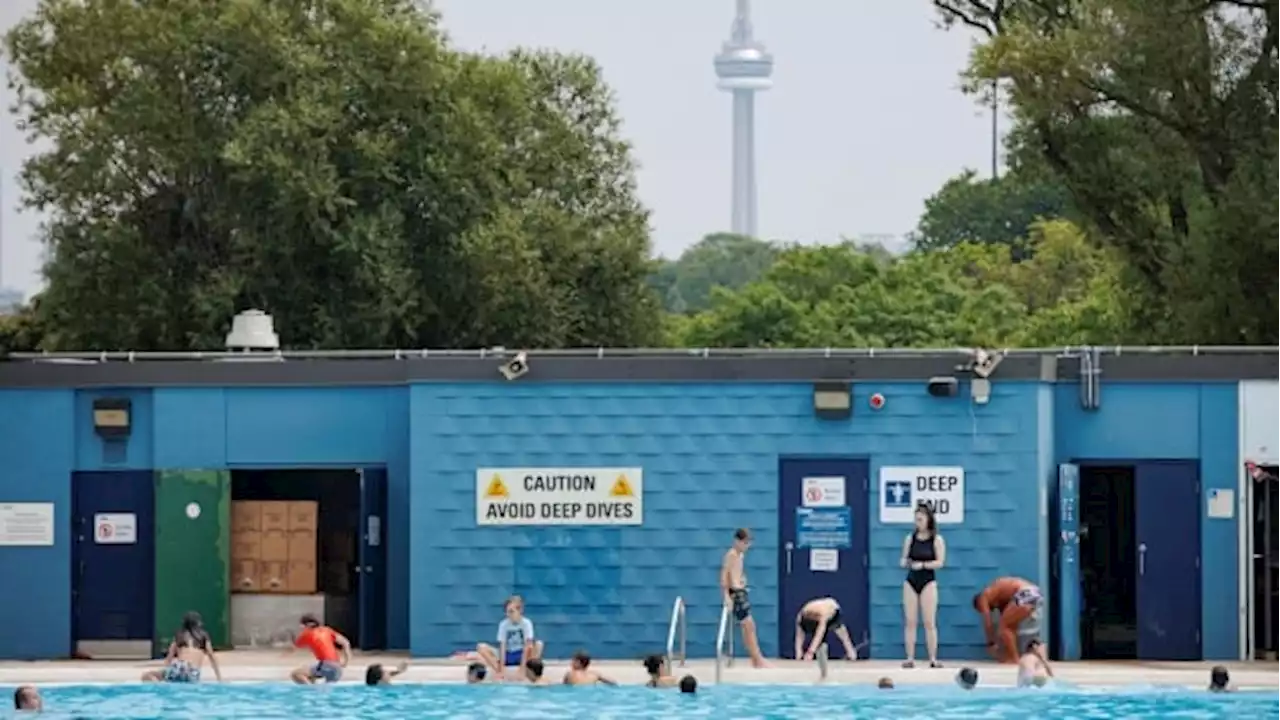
[714,603,730,684]
[665,596,687,669]
[7,345,1276,363]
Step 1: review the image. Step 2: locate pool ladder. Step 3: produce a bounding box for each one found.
[665,596,688,670]
[714,601,736,683]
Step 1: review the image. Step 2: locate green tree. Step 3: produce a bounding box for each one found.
[675,220,1127,348]
[911,169,1072,253]
[649,233,781,314]
[6,0,659,351]
[935,0,1278,344]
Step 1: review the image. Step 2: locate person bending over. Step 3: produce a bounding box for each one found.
[973,576,1043,664]
[794,597,859,661]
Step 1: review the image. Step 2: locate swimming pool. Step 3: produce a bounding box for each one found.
[20,682,1279,719]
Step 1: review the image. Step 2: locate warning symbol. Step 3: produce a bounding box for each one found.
[484,475,509,498]
[609,475,634,498]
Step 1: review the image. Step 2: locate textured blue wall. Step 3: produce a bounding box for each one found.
[1054,383,1239,659]
[408,381,1046,660]
[0,387,411,656]
[0,390,75,659]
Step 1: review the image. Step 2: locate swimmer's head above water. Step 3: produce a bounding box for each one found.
[13,685,41,711]
[877,677,894,689]
[524,658,545,682]
[1209,666,1231,692]
[466,663,487,684]
[956,667,979,690]
[679,675,697,694]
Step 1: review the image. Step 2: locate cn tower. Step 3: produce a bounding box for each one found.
[714,0,773,239]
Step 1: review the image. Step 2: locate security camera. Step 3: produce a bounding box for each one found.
[971,348,1005,379]
[499,351,529,381]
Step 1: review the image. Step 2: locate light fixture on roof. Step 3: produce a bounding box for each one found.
[225,309,280,351]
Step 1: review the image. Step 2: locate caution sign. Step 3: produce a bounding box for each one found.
[476,468,644,526]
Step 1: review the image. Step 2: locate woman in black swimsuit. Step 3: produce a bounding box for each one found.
[900,502,946,668]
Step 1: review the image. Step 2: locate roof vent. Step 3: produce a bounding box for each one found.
[225,310,280,351]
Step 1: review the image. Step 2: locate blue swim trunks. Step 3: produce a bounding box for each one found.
[162,660,201,683]
[310,661,343,683]
[504,649,525,667]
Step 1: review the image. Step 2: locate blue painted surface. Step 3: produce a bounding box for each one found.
[1054,383,1239,660]
[409,381,1044,660]
[0,378,1245,661]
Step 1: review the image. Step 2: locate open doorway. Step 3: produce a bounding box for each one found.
[1079,465,1137,659]
[228,469,379,649]
[1251,465,1278,660]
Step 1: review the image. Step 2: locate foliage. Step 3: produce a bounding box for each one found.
[911,168,1073,254]
[671,220,1128,348]
[5,0,660,351]
[0,301,48,356]
[935,0,1278,344]
[649,233,781,314]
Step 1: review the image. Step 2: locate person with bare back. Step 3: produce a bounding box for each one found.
[720,527,768,668]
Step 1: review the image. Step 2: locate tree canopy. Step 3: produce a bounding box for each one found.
[5,0,660,351]
[911,168,1073,254]
[649,233,781,314]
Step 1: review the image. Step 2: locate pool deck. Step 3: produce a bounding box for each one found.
[0,652,1276,689]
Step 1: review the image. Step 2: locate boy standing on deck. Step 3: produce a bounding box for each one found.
[289,614,351,684]
[475,595,544,680]
[720,528,768,668]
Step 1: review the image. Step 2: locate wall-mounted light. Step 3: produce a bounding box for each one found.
[92,398,132,439]
[926,376,959,399]
[812,381,852,420]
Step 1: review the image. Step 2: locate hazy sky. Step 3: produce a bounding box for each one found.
[0,0,1001,295]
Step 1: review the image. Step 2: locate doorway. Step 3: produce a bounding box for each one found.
[1079,466,1137,659]
[1251,465,1278,660]
[228,468,387,650]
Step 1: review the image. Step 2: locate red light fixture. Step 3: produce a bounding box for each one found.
[869,393,886,410]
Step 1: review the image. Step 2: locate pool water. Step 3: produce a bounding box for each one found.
[19,683,1280,719]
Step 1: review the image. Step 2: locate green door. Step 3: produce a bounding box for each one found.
[154,469,230,654]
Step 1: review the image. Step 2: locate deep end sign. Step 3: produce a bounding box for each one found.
[878,466,965,524]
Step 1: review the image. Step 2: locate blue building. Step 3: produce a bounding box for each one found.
[0,347,1274,663]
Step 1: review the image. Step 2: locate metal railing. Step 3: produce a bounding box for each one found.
[714,602,735,684]
[7,345,1276,363]
[665,596,687,669]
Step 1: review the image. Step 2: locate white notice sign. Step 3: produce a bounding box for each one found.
[879,467,965,524]
[94,513,138,544]
[802,477,846,507]
[810,548,839,572]
[477,468,643,526]
[0,503,55,546]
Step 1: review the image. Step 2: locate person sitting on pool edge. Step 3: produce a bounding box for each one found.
[679,675,697,694]
[973,576,1044,664]
[1016,639,1053,688]
[289,614,351,685]
[1208,666,1234,693]
[366,661,409,685]
[142,611,223,683]
[643,654,679,688]
[13,686,41,712]
[474,595,544,681]
[794,596,860,661]
[563,650,618,686]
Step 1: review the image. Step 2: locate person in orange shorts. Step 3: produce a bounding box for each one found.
[972,577,1044,664]
[289,613,351,684]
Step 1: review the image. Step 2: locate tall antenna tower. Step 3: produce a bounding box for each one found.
[713,0,773,238]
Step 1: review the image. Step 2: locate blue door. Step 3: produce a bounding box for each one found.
[358,467,388,650]
[72,471,155,650]
[1135,461,1201,660]
[778,457,870,659]
[1054,463,1081,661]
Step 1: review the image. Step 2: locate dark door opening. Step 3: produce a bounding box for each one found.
[229,469,385,650]
[1079,465,1137,659]
[1252,465,1278,660]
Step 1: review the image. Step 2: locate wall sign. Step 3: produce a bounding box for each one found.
[0,503,55,546]
[879,466,965,524]
[795,507,852,549]
[802,476,846,507]
[94,513,138,544]
[476,468,643,526]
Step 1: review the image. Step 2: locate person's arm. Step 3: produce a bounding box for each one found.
[205,645,223,682]
[805,618,829,659]
[719,554,732,605]
[595,673,618,686]
[164,640,177,662]
[975,593,996,647]
[900,535,912,569]
[333,632,352,667]
[794,615,805,659]
[926,535,946,570]
[1032,643,1053,677]
[519,620,534,665]
[390,661,409,678]
[495,622,508,677]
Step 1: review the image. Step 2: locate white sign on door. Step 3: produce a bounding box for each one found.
[802,476,846,507]
[879,467,965,524]
[476,468,643,526]
[0,503,55,546]
[94,513,138,544]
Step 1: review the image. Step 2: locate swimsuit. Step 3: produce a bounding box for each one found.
[310,661,343,683]
[504,649,525,667]
[799,603,843,635]
[905,533,937,594]
[729,588,752,622]
[1011,586,1044,642]
[162,660,201,683]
